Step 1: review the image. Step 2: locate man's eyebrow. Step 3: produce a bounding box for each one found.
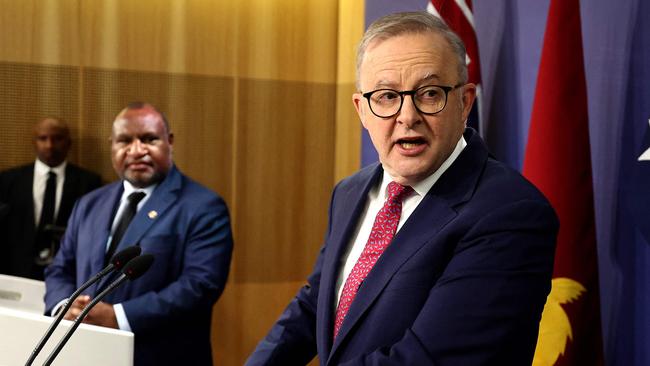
[370,80,397,90]
[371,74,443,90]
[139,133,159,139]
[419,73,442,83]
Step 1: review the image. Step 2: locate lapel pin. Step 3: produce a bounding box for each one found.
[148,210,158,219]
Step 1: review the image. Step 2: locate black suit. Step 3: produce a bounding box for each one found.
[0,162,102,279]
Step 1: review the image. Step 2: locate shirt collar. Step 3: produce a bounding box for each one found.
[34,159,67,177]
[121,180,157,198]
[381,135,467,198]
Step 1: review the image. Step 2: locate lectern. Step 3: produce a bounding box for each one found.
[0,275,134,366]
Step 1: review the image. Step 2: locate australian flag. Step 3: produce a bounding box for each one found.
[612,0,650,364]
[427,0,482,134]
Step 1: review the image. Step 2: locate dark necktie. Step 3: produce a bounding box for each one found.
[34,171,57,271]
[105,191,146,265]
[39,171,57,229]
[333,181,413,339]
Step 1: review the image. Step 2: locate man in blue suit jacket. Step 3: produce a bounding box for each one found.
[247,12,557,365]
[45,102,233,365]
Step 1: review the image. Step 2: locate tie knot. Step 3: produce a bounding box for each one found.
[386,181,413,202]
[47,171,57,179]
[128,191,146,205]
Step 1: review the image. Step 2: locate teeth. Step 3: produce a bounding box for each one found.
[400,142,419,149]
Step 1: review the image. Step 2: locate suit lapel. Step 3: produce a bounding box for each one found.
[329,194,458,357]
[89,183,124,280]
[114,166,181,253]
[16,166,37,256]
[90,168,181,293]
[327,128,488,363]
[20,165,36,229]
[317,164,382,360]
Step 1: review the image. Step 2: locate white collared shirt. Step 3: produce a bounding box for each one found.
[106,180,157,250]
[33,159,67,226]
[334,136,467,306]
[110,181,156,332]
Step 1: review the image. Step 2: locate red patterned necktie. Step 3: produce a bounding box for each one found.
[333,181,413,339]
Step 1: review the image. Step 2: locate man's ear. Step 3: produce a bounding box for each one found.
[460,83,477,122]
[352,93,369,129]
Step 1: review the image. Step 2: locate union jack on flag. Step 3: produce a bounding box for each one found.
[427,0,482,134]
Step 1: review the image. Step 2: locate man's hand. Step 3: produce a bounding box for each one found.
[82,301,118,329]
[62,295,118,329]
[63,295,90,321]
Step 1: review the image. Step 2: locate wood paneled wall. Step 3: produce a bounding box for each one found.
[0,0,363,364]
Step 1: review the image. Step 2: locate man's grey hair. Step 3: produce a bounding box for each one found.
[356,11,468,90]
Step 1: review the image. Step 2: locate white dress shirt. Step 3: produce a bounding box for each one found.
[334,136,467,306]
[106,181,156,250]
[33,159,66,226]
[110,181,156,331]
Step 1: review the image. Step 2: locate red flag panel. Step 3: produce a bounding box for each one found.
[523,0,603,365]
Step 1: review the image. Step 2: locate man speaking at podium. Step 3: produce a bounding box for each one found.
[45,102,233,365]
[247,12,558,365]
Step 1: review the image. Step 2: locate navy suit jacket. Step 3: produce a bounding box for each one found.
[0,162,101,279]
[247,128,558,365]
[44,165,233,366]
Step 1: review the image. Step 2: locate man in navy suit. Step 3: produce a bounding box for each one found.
[44,102,233,365]
[247,12,558,365]
[0,117,101,280]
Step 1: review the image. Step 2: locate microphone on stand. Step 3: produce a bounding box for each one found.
[25,245,142,366]
[43,254,154,366]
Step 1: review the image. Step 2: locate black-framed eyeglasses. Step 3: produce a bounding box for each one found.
[362,84,464,118]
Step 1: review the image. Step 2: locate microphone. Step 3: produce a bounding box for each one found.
[25,246,142,366]
[43,254,154,366]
